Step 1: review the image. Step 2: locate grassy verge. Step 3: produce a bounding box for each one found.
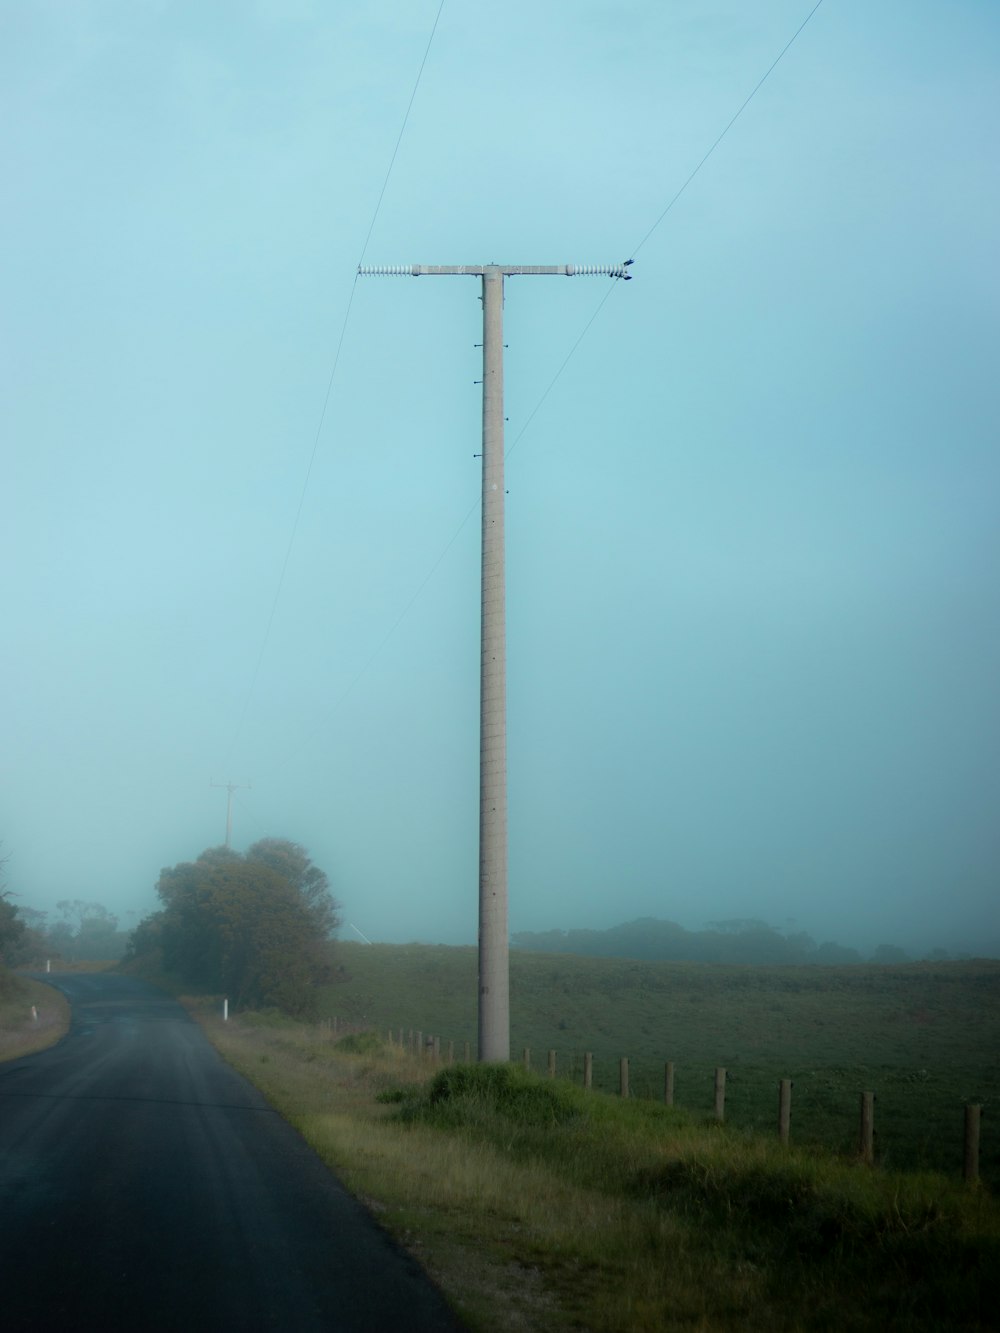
[198,1008,998,1332]
[0,975,71,1062]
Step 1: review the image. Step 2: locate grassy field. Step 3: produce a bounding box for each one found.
[317,945,1000,1188]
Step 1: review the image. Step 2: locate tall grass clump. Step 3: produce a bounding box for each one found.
[414,1062,585,1126]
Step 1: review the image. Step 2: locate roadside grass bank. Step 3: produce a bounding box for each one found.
[0,975,71,1062]
[199,1007,999,1332]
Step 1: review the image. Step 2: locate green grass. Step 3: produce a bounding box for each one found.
[319,945,1000,1187]
[199,1011,999,1332]
[0,974,71,1062]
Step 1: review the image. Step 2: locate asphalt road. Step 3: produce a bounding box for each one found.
[0,974,464,1332]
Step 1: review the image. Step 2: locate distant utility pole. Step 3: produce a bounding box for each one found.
[358,261,632,1062]
[210,779,251,849]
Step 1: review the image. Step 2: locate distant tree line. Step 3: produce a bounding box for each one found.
[0,837,340,1017]
[124,839,340,1016]
[1,899,130,967]
[510,918,965,966]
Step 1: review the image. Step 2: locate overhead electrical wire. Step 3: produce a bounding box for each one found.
[224,0,446,766]
[507,0,828,464]
[323,0,828,712]
[630,0,826,260]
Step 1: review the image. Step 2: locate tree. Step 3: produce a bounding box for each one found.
[0,892,25,965]
[0,843,26,968]
[74,905,122,961]
[1,906,49,967]
[871,942,911,965]
[131,840,339,1014]
[48,900,125,961]
[245,839,340,938]
[0,846,26,996]
[812,940,863,965]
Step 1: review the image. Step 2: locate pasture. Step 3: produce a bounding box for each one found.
[319,945,1000,1186]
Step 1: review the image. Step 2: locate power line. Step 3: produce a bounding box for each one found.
[515,0,828,452]
[330,498,479,714]
[507,0,829,430]
[630,0,826,259]
[357,0,446,269]
[505,279,620,462]
[509,0,828,458]
[224,0,446,766]
[330,1,827,706]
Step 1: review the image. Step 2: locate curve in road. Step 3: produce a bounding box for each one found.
[0,973,464,1332]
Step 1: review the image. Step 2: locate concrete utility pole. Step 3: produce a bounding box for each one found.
[210,779,251,849]
[359,261,632,1062]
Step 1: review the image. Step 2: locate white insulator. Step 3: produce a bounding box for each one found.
[576,263,627,278]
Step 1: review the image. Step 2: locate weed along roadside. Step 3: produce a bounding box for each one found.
[186,972,1000,1332]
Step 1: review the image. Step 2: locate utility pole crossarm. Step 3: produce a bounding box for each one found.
[359,262,633,279]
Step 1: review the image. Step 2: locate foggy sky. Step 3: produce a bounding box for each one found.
[3,0,998,957]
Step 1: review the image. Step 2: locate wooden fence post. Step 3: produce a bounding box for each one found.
[714,1067,726,1122]
[408,1028,414,1055]
[416,1030,423,1059]
[964,1104,982,1185]
[584,1052,593,1090]
[548,1049,556,1079]
[778,1079,792,1144]
[523,1047,531,1071]
[447,1039,454,1064]
[432,1035,441,1063]
[620,1057,629,1099]
[859,1091,875,1164]
[332,1016,338,1035]
[664,1061,674,1107]
[464,1041,471,1063]
[398,1027,404,1048]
